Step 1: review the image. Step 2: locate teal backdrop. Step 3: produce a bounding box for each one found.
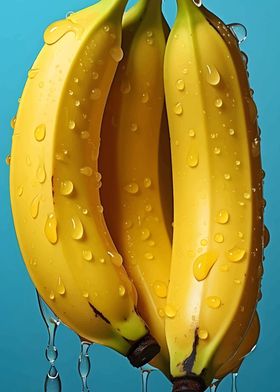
[0,0,278,391]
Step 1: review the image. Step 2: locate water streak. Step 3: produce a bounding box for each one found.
[140,365,155,392]
[37,292,61,392]
[78,340,92,392]
[231,372,238,392]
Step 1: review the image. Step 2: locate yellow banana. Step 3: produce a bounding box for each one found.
[164,0,264,389]
[215,312,260,380]
[10,0,160,366]
[100,0,172,375]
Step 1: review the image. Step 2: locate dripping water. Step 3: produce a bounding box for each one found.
[140,365,155,392]
[231,372,238,392]
[227,23,247,44]
[37,292,61,392]
[209,378,222,391]
[78,340,92,392]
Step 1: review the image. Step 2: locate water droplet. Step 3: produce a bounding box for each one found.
[220,263,229,272]
[80,167,93,176]
[28,68,40,79]
[124,220,133,230]
[37,164,46,183]
[124,183,139,194]
[229,128,235,136]
[145,252,154,260]
[244,192,251,200]
[75,100,81,107]
[92,71,99,80]
[224,173,231,180]
[71,216,84,240]
[206,296,221,309]
[189,129,196,137]
[131,123,138,132]
[10,116,17,129]
[145,204,152,212]
[110,46,123,62]
[143,177,152,188]
[82,291,89,298]
[174,102,183,115]
[82,250,93,261]
[60,180,74,196]
[118,285,126,297]
[214,147,221,155]
[206,64,221,86]
[214,233,224,243]
[153,281,167,298]
[57,276,66,295]
[165,304,176,318]
[146,37,154,45]
[90,88,101,100]
[68,120,76,130]
[17,185,23,197]
[108,251,123,267]
[215,98,223,108]
[238,231,244,239]
[227,247,246,262]
[176,79,185,91]
[6,154,11,166]
[30,194,40,219]
[228,23,248,44]
[198,329,209,340]
[34,124,46,142]
[81,131,90,139]
[45,213,58,244]
[120,79,131,94]
[44,19,81,45]
[264,226,270,248]
[193,251,218,281]
[141,92,149,104]
[187,150,199,168]
[216,209,229,224]
[49,291,55,300]
[103,25,110,33]
[141,228,151,241]
[200,239,208,246]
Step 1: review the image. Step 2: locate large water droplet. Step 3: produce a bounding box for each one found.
[227,23,248,44]
[45,213,58,244]
[44,19,81,45]
[165,304,176,318]
[108,251,123,267]
[216,209,229,224]
[60,180,74,196]
[78,341,91,392]
[187,150,199,168]
[34,124,46,142]
[71,216,84,240]
[80,167,93,177]
[227,247,246,262]
[174,102,183,116]
[124,182,139,194]
[153,281,167,298]
[110,46,123,62]
[193,251,218,281]
[206,296,221,309]
[198,329,209,340]
[82,250,93,261]
[206,64,221,86]
[176,79,185,91]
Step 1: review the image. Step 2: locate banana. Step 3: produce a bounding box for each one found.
[100,0,172,375]
[215,312,260,381]
[10,0,160,367]
[164,0,264,389]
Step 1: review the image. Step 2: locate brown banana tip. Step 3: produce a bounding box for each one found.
[127,334,160,368]
[172,377,206,392]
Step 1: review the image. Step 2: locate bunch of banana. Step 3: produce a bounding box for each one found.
[164,0,264,390]
[100,0,172,376]
[9,0,267,388]
[9,0,161,368]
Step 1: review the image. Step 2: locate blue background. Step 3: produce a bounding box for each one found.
[0,0,278,391]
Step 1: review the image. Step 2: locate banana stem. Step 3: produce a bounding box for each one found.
[172,377,206,392]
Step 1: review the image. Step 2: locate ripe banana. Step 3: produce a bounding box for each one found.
[10,0,160,366]
[100,0,172,375]
[215,312,260,381]
[164,0,264,389]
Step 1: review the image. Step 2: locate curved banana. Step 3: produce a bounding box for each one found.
[10,0,160,366]
[164,0,264,389]
[100,0,172,375]
[215,312,260,380]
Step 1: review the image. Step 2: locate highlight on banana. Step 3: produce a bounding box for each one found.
[8,0,268,390]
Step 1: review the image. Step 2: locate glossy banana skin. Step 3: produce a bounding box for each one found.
[164,0,264,388]
[100,0,172,376]
[9,0,152,356]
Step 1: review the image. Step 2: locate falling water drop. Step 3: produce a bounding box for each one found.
[37,293,61,392]
[227,23,248,44]
[78,341,92,392]
[231,372,238,392]
[140,366,154,392]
